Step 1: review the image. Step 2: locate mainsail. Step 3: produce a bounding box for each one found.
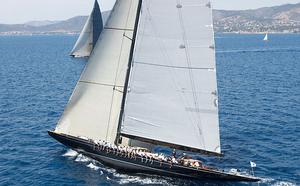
[55,0,140,144]
[120,0,221,155]
[70,0,104,58]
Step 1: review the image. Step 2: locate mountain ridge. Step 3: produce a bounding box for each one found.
[0,11,110,35]
[24,20,60,27]
[1,3,299,35]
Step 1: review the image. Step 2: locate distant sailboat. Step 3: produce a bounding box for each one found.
[49,0,260,182]
[70,0,103,58]
[263,33,269,41]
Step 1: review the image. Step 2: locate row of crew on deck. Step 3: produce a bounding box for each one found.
[91,139,204,169]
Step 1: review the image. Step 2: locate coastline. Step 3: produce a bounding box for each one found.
[1,32,299,36]
[216,32,300,35]
[0,32,79,36]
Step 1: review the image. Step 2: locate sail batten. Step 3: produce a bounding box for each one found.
[134,60,216,70]
[120,0,221,155]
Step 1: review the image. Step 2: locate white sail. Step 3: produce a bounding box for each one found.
[120,0,221,155]
[263,33,268,41]
[70,14,93,57]
[55,0,140,144]
[70,0,104,58]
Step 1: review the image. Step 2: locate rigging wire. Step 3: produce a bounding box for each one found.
[133,0,204,147]
[177,0,206,148]
[143,0,199,133]
[122,0,219,152]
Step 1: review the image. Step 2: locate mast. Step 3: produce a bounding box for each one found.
[115,0,143,145]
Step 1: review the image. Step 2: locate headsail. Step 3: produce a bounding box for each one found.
[56,0,140,144]
[70,0,104,58]
[120,0,221,156]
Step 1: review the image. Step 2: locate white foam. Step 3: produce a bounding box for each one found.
[118,177,142,185]
[114,173,171,185]
[87,163,100,171]
[118,176,171,185]
[103,167,116,174]
[75,154,91,162]
[112,173,129,179]
[272,181,296,186]
[62,149,78,157]
[260,177,274,183]
[260,178,296,186]
[62,150,175,185]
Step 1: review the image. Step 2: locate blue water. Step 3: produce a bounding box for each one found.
[0,34,299,186]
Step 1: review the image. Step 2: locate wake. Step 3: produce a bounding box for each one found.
[62,149,173,185]
[216,47,300,54]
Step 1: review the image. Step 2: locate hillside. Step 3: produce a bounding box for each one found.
[25,20,60,27]
[0,11,110,35]
[0,16,87,34]
[1,3,300,35]
[213,3,300,33]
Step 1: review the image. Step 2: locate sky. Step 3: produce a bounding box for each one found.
[0,0,299,24]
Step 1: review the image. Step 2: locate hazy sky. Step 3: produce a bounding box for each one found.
[0,0,299,24]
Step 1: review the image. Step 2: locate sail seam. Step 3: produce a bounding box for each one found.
[79,80,124,88]
[104,27,134,31]
[134,61,215,70]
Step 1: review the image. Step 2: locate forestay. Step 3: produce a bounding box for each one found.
[56,0,140,143]
[70,0,103,58]
[121,0,221,155]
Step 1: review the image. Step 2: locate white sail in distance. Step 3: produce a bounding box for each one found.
[263,33,268,41]
[55,0,140,144]
[70,0,104,58]
[120,0,221,155]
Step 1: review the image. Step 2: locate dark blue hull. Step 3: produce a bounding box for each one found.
[48,131,260,182]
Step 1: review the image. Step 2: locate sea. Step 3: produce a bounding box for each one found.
[0,34,299,186]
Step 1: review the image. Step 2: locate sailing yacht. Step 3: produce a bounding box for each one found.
[70,0,104,58]
[49,0,260,181]
[263,33,269,41]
